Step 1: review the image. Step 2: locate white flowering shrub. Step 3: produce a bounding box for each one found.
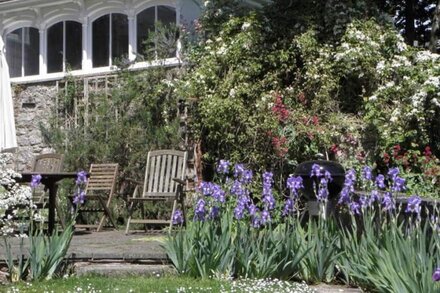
[0,153,37,236]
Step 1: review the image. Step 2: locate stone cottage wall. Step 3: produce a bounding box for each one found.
[12,82,58,171]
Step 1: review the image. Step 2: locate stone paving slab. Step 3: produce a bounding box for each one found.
[0,230,168,262]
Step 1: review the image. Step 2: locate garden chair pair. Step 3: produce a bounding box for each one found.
[71,163,119,232]
[125,149,187,234]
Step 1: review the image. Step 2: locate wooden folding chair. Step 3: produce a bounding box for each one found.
[125,150,187,234]
[31,153,65,227]
[72,163,118,232]
[1,147,19,171]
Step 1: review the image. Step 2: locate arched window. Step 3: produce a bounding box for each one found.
[5,27,39,77]
[47,21,82,73]
[92,13,128,67]
[136,5,176,59]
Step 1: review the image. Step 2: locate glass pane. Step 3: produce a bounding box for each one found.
[93,14,109,67]
[23,27,39,76]
[65,21,82,70]
[158,6,177,58]
[5,28,22,78]
[157,6,176,26]
[47,22,63,73]
[112,13,128,62]
[136,7,155,56]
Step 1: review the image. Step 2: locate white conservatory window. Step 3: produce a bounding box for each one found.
[5,27,39,78]
[47,21,82,73]
[92,13,128,68]
[136,5,176,58]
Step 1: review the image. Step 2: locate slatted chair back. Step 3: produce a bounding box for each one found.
[73,163,119,231]
[32,153,64,173]
[1,147,18,171]
[85,164,119,195]
[142,150,187,200]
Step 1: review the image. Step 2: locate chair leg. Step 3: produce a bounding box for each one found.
[125,201,135,235]
[97,196,117,232]
[141,201,147,232]
[55,200,65,229]
[170,199,177,230]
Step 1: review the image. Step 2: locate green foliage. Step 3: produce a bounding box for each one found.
[164,213,309,280]
[139,21,180,61]
[180,3,440,196]
[28,221,74,280]
[298,219,341,284]
[339,209,440,293]
[43,68,181,180]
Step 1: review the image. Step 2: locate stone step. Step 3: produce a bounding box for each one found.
[75,263,176,277]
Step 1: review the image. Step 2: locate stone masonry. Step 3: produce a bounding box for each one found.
[12,82,58,171]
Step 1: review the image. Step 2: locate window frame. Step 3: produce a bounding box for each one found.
[5,26,40,78]
[46,20,83,73]
[91,12,129,68]
[2,2,181,84]
[135,5,177,60]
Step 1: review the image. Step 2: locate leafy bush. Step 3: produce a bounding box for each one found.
[165,160,440,291]
[43,67,181,181]
[179,1,440,197]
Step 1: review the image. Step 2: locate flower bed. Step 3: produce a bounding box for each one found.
[165,160,440,292]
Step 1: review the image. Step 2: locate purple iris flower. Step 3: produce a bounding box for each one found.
[406,195,422,214]
[369,190,380,205]
[338,186,351,205]
[31,174,42,188]
[387,167,400,181]
[75,171,88,185]
[200,181,213,196]
[230,180,245,196]
[172,209,184,225]
[432,268,440,281]
[212,184,226,203]
[216,160,230,174]
[194,198,206,221]
[234,164,245,178]
[362,166,373,181]
[73,190,86,205]
[382,192,395,211]
[282,198,295,216]
[346,169,356,182]
[316,178,329,202]
[209,206,220,219]
[392,176,406,192]
[359,196,368,208]
[234,202,246,220]
[376,174,386,189]
[263,194,276,210]
[262,171,273,185]
[310,164,322,177]
[261,209,271,224]
[241,170,253,184]
[248,203,257,216]
[350,201,361,215]
[324,170,333,182]
[286,175,303,197]
[251,210,261,228]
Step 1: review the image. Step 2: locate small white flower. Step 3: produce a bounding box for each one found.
[241,22,251,31]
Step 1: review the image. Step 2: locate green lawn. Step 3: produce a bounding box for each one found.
[2,276,315,292]
[2,276,230,293]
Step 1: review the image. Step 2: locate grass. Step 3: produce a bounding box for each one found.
[2,275,231,292]
[2,275,316,292]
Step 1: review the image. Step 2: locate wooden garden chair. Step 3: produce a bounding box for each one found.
[31,153,65,227]
[125,150,187,234]
[1,147,18,171]
[72,163,118,232]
